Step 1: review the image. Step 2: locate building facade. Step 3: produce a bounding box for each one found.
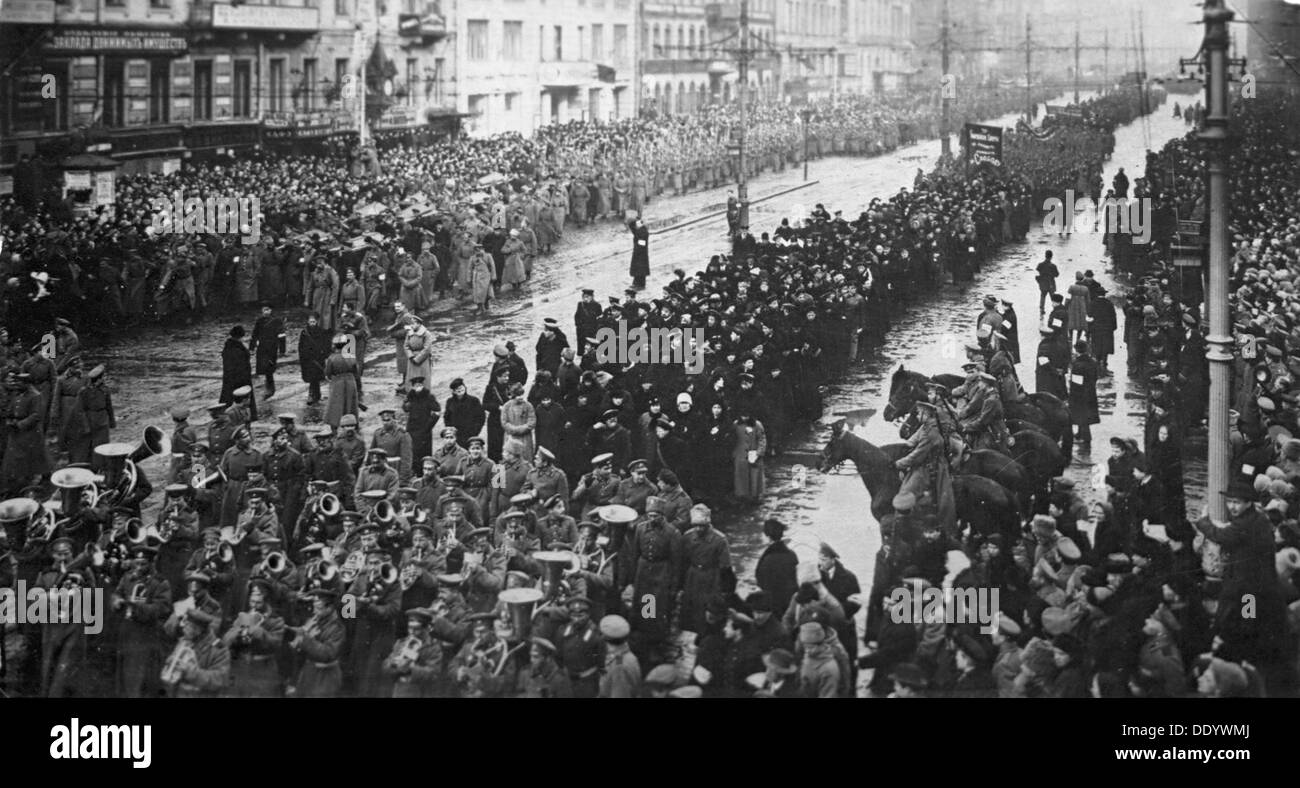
[640,0,777,115]
[453,0,639,136]
[0,0,452,175]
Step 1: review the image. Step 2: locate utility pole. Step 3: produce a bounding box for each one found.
[940,0,951,157]
[736,0,750,235]
[1103,29,1109,89]
[1024,16,1032,121]
[1073,25,1080,104]
[1199,0,1236,526]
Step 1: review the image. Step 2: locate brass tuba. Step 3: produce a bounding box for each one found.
[497,587,544,641]
[316,492,341,517]
[371,499,396,525]
[532,550,577,601]
[263,551,287,576]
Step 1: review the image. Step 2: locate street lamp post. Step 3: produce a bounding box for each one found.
[800,108,812,181]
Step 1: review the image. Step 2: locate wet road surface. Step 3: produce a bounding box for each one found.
[84,98,1197,616]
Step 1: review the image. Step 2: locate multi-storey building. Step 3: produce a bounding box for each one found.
[453,0,639,136]
[843,0,912,94]
[639,0,777,115]
[0,0,453,175]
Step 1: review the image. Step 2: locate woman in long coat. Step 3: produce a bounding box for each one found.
[324,335,360,429]
[1068,341,1101,448]
[470,247,496,313]
[732,416,767,502]
[454,234,476,295]
[220,326,253,404]
[703,402,735,500]
[500,383,537,461]
[500,231,528,289]
[1088,293,1118,370]
[298,313,333,405]
[627,218,650,287]
[1066,272,1091,341]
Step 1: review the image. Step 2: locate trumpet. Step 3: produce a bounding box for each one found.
[124,582,146,620]
[399,561,421,591]
[161,641,197,686]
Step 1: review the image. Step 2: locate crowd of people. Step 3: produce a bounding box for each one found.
[0,84,1222,698]
[852,90,1300,699]
[0,89,1048,340]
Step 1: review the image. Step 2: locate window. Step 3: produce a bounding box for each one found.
[149,61,170,124]
[554,25,563,61]
[504,21,523,61]
[40,61,70,132]
[578,27,585,60]
[433,58,445,103]
[505,92,518,113]
[468,20,489,61]
[613,25,627,63]
[406,58,417,105]
[150,0,169,8]
[193,60,213,121]
[336,0,349,16]
[233,60,252,117]
[592,25,603,62]
[268,57,285,113]
[105,0,124,6]
[303,58,318,110]
[335,58,349,100]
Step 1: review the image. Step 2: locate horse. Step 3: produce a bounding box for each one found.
[1006,429,1068,491]
[885,365,1073,453]
[818,420,902,524]
[951,474,1022,542]
[882,435,1033,518]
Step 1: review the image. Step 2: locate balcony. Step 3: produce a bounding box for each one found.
[208,2,321,32]
[399,11,446,41]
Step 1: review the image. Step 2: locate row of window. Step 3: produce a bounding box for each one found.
[11,53,447,133]
[466,20,629,63]
[86,0,435,16]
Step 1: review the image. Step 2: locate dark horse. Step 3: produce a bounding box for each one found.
[884,365,1073,454]
[881,438,1034,515]
[818,421,1020,540]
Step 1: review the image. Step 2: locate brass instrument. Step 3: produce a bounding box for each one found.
[124,582,146,620]
[533,550,577,601]
[27,505,58,544]
[363,563,399,604]
[498,587,544,641]
[399,561,421,591]
[161,641,198,686]
[236,610,265,645]
[371,499,396,525]
[125,518,160,545]
[316,492,341,517]
[313,559,339,584]
[397,634,422,664]
[263,551,288,576]
[52,467,99,514]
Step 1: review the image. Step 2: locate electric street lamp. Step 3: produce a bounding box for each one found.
[800,107,813,182]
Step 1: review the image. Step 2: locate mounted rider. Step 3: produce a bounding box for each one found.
[952,360,1011,454]
[892,401,955,532]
